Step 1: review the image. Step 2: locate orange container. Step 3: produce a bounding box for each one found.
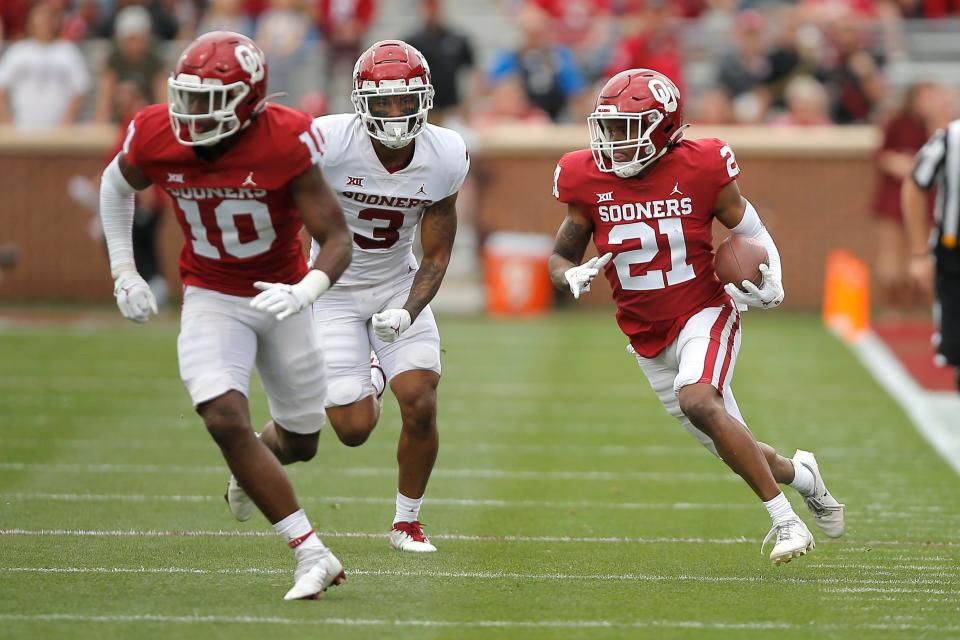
[822,249,870,342]
[483,232,555,316]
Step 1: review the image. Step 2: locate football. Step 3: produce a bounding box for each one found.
[714,234,769,290]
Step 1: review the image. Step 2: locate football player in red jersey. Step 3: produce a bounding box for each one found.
[549,69,846,565]
[98,31,353,599]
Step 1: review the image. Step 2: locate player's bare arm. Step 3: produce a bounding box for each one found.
[405,192,458,321]
[549,205,611,299]
[292,165,352,284]
[713,181,785,309]
[117,152,152,190]
[548,205,593,288]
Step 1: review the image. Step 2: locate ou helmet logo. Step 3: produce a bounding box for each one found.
[648,78,679,113]
[235,44,265,84]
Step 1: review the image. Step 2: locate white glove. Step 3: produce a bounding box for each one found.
[250,270,331,321]
[564,252,612,299]
[113,269,158,323]
[372,308,412,343]
[724,264,784,309]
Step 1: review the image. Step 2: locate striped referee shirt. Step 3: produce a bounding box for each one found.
[913,118,960,253]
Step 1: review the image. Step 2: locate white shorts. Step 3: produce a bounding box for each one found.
[629,302,745,457]
[177,285,327,434]
[313,272,441,408]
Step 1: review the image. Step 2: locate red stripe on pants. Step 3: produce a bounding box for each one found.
[716,310,741,392]
[697,304,733,385]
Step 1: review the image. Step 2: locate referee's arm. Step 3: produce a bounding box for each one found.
[902,177,932,291]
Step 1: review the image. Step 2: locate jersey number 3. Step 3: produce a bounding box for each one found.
[607,218,695,290]
[354,208,404,249]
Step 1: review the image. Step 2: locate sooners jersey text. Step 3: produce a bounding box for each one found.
[123,103,324,297]
[308,113,469,286]
[554,137,739,357]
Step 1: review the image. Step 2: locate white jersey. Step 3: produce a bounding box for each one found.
[309,113,470,286]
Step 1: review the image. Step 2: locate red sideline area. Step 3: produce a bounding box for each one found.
[872,319,956,392]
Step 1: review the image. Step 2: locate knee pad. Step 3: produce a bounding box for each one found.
[401,343,441,372]
[325,377,369,407]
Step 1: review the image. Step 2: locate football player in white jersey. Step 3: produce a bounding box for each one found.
[226,40,469,552]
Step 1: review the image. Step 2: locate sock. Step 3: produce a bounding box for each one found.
[273,508,326,555]
[371,363,386,398]
[394,491,422,525]
[789,458,816,496]
[763,492,796,524]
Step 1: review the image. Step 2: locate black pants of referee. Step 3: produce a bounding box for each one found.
[935,260,960,391]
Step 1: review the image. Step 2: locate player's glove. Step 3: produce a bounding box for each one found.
[724,264,784,309]
[564,252,613,300]
[112,267,158,323]
[250,270,331,321]
[372,308,412,343]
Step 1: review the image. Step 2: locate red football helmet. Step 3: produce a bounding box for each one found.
[588,68,686,178]
[351,40,434,149]
[167,31,268,146]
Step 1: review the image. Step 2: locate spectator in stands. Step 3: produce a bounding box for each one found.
[93,6,167,123]
[315,0,376,107]
[871,82,943,312]
[763,10,830,110]
[529,0,614,79]
[0,0,31,41]
[692,87,736,125]
[605,0,685,92]
[488,3,587,122]
[61,0,101,40]
[825,15,886,124]
[0,2,90,129]
[471,74,550,128]
[94,0,183,41]
[405,0,476,125]
[716,10,770,100]
[772,75,833,126]
[256,0,313,104]
[196,0,254,36]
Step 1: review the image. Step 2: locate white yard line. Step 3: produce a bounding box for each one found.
[0,613,955,633]
[0,492,758,511]
[851,331,960,476]
[0,566,952,587]
[0,462,734,482]
[1,528,958,548]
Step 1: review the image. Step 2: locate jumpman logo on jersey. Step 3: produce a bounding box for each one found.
[670,182,683,197]
[242,172,257,187]
[417,183,427,196]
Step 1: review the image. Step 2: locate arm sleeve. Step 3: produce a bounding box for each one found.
[912,128,946,190]
[99,155,140,277]
[729,199,781,282]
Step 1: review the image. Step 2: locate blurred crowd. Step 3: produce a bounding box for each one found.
[1,0,958,130]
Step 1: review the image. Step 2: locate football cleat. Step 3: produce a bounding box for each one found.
[390,520,437,553]
[284,550,346,601]
[762,517,814,566]
[224,475,254,522]
[793,449,846,538]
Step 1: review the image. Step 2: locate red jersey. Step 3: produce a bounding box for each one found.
[554,138,738,357]
[123,103,322,296]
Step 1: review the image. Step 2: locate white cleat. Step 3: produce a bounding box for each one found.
[224,475,254,522]
[763,516,815,566]
[794,449,846,538]
[390,521,437,553]
[284,550,346,601]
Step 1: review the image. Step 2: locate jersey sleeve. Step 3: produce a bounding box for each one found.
[443,131,471,198]
[706,138,741,190]
[552,152,581,206]
[285,110,324,175]
[912,128,946,190]
[121,107,152,170]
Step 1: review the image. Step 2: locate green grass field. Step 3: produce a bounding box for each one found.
[1,311,958,640]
